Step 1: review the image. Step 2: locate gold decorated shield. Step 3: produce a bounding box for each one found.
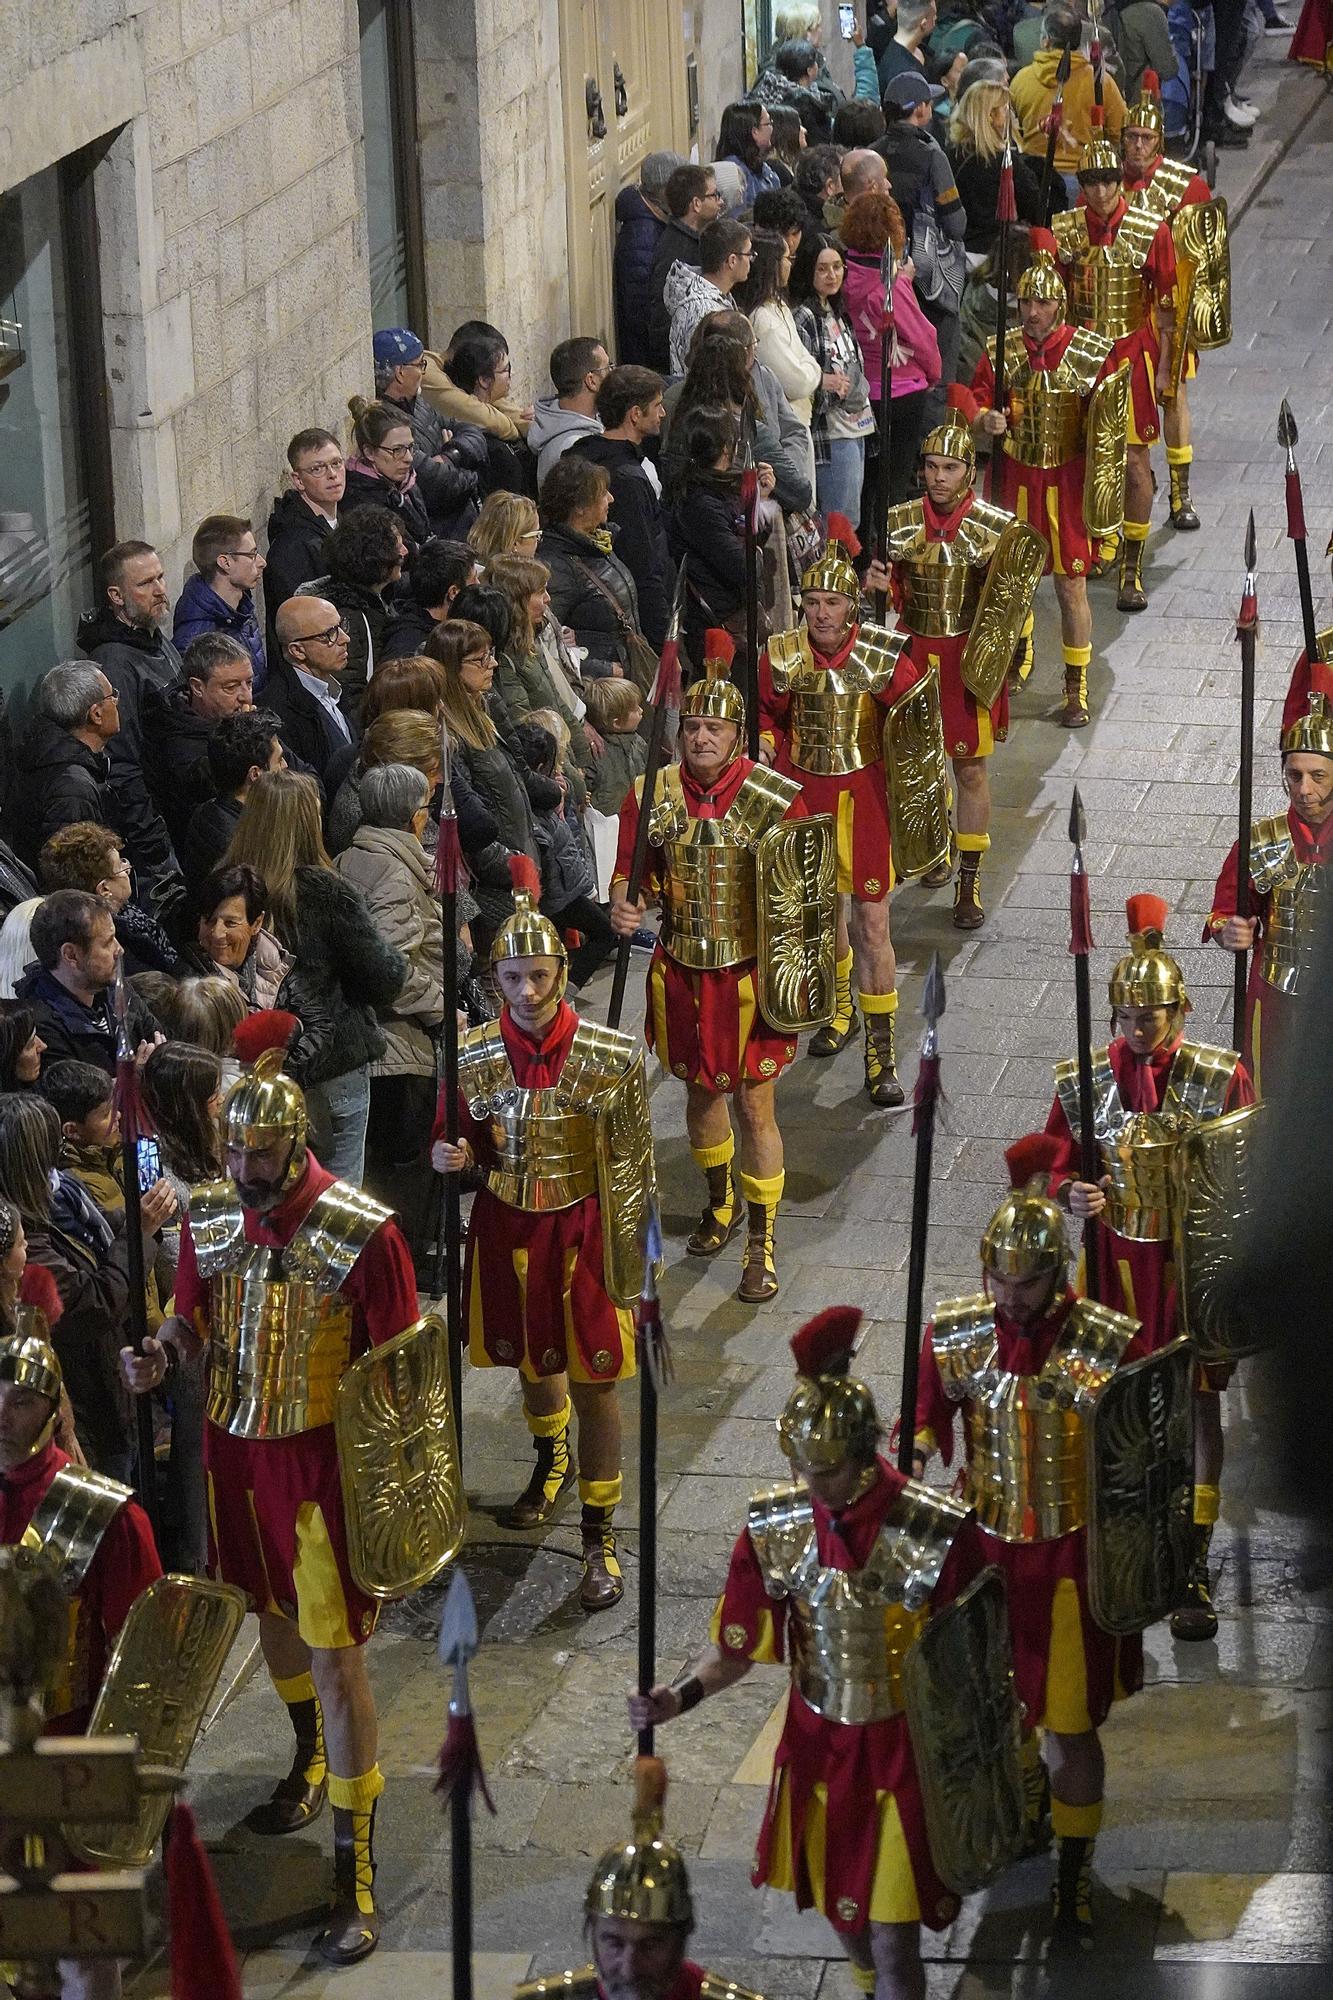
[336,1312,466,1598]
[1176,197,1231,354]
[595,1051,661,1307]
[754,812,837,1034]
[1082,361,1131,541]
[67,1576,247,1867]
[882,667,951,881]
[960,519,1048,708]
[1087,1338,1194,1636]
[1173,1102,1269,1365]
[903,1568,1025,1895]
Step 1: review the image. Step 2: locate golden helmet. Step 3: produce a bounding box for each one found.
[0,1311,62,1459]
[1108,893,1189,1011]
[778,1306,880,1470]
[800,512,861,601]
[1125,66,1165,140]
[921,391,976,475]
[1281,691,1333,759]
[226,1027,307,1162]
[1078,135,1122,179]
[492,854,568,989]
[981,1136,1069,1280]
[1017,231,1067,308]
[680,628,746,729]
[586,1757,694,1930]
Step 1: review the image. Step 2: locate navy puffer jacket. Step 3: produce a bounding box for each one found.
[613,186,668,366]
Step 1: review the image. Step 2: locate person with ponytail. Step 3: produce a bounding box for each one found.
[341,397,432,551]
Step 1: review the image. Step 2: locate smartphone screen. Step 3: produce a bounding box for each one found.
[136,1137,162,1195]
[838,2,856,37]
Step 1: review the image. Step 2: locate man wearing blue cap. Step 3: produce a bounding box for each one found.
[877,70,967,382]
[373,326,485,537]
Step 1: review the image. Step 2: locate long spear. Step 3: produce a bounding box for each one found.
[989,130,1017,504]
[739,419,761,759]
[607,567,685,1032]
[1278,400,1322,671]
[1038,47,1073,226]
[433,727,466,1452]
[113,964,159,1536]
[1089,0,1105,113]
[1233,510,1259,1053]
[874,243,897,624]
[435,1567,495,2000]
[1068,789,1100,1301]
[897,954,944,1474]
[635,1203,669,1755]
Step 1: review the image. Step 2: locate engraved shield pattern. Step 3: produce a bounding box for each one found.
[1175,197,1231,351]
[882,668,951,881]
[754,814,836,1033]
[595,1053,660,1306]
[1087,1340,1194,1636]
[960,520,1048,708]
[1173,1103,1270,1365]
[903,1569,1025,1894]
[1083,363,1131,540]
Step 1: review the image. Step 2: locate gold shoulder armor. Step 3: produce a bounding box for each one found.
[283,1182,395,1294]
[728,765,803,847]
[746,1480,815,1592]
[1050,209,1087,261]
[873,1480,972,1612]
[959,495,1015,547]
[561,1018,640,1110]
[700,1974,765,2000]
[458,1021,514,1111]
[514,1969,598,2000]
[1155,157,1198,210]
[1055,1298,1141,1408]
[930,1294,999,1401]
[1116,203,1162,270]
[1062,326,1116,394]
[24,1465,133,1590]
[188,1178,247,1277]
[767,625,809,691]
[1169,1042,1242,1122]
[848,622,910,692]
[1054,1046,1115,1141]
[647,761,690,843]
[883,498,927,559]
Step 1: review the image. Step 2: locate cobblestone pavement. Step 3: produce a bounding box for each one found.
[131,50,1333,2000]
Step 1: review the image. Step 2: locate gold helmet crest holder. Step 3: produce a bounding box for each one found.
[778,1306,881,1471]
[980,1136,1069,1281]
[1108,893,1190,1012]
[586,1756,694,1929]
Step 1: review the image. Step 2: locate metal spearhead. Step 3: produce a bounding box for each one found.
[438,1566,479,1712]
[667,561,687,642]
[1277,398,1297,453]
[642,1201,663,1306]
[1068,785,1088,862]
[921,952,946,1028]
[1244,509,1257,579]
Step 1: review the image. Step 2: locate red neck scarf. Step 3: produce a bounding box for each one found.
[923,491,975,542]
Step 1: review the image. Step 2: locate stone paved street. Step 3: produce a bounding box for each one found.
[130,50,1333,2000]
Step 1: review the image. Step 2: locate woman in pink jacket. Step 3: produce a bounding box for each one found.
[839,188,942,523]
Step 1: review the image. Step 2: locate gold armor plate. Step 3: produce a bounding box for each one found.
[903,1567,1025,1895]
[882,667,951,881]
[754,813,836,1033]
[1250,812,1323,996]
[594,1048,660,1306]
[1083,362,1131,541]
[1087,1338,1194,1636]
[335,1312,466,1598]
[960,518,1047,708]
[68,1575,247,1868]
[1173,1103,1270,1365]
[23,1466,132,1590]
[1176,197,1230,353]
[650,763,801,968]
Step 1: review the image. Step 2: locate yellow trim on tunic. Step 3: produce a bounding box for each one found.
[763,1776,922,1926]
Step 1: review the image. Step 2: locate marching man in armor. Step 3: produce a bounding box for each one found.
[1044,897,1254,1641]
[630,1308,1017,2000]
[515,1756,764,2000]
[1051,124,1178,614]
[884,403,1045,928]
[1120,71,1232,533]
[969,240,1129,729]
[1208,695,1333,1098]
[912,1144,1151,1945]
[756,527,941,1101]
[119,1020,424,1966]
[610,640,835,1304]
[431,856,656,1615]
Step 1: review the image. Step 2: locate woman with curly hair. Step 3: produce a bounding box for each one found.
[468,489,541,563]
[839,187,942,514]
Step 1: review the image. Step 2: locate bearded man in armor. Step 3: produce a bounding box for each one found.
[431,856,656,1615]
[119,1016,422,1965]
[611,640,834,1305]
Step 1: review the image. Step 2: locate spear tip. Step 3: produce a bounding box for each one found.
[644,1200,663,1269]
[438,1565,479,1667]
[921,951,946,1026]
[1068,785,1087,848]
[1277,397,1297,449]
[1244,509,1256,572]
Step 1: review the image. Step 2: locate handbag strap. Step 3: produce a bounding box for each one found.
[572,555,638,639]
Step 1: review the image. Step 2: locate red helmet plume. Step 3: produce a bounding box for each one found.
[703,628,737,666]
[1125,893,1169,942]
[1004,1133,1063,1190]
[825,512,862,559]
[507,853,542,902]
[233,1009,300,1065]
[791,1305,863,1380]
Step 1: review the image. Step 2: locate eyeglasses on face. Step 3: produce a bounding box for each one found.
[305,621,349,646]
[376,442,415,461]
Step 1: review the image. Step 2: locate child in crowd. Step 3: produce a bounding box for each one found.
[40,1058,169,1329]
[582,678,649,817]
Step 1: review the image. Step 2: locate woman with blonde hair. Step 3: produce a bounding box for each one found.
[327,706,444,853]
[487,555,596,792]
[223,770,407,1181]
[468,490,541,563]
[948,82,1053,255]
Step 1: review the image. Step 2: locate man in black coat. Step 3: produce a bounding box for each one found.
[145,631,256,843]
[613,151,681,365]
[264,427,346,655]
[375,327,485,538]
[14,890,162,1075]
[266,596,361,785]
[646,165,723,372]
[379,539,479,661]
[570,367,674,650]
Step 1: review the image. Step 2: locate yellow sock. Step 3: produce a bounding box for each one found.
[1194,1480,1220,1527]
[831,949,854,1031]
[738,1169,785,1207]
[858,988,898,1015]
[273,1671,316,1706]
[327,1765,385,1814]
[690,1134,735,1171]
[957,832,990,855]
[1123,518,1150,543]
[691,1133,736,1227]
[578,1474,623,1510]
[328,1766,383,1917]
[1165,444,1192,467]
[525,1397,572,1441]
[849,1966,876,1994]
[1051,1797,1103,1840]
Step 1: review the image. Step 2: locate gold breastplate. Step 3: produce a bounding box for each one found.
[745,1477,967,1722]
[1053,1042,1240,1240]
[1056,207,1158,340]
[767,624,905,774]
[191,1179,393,1439]
[997,328,1109,468]
[457,1018,635,1210]
[1251,814,1324,996]
[884,501,1007,638]
[931,1297,1135,1542]
[648,763,800,967]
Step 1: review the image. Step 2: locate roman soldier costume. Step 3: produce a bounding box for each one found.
[758,525,949,1097]
[915,1143,1189,1941]
[438,858,656,1613]
[884,405,1044,927]
[1290,0,1333,76]
[614,643,835,1302]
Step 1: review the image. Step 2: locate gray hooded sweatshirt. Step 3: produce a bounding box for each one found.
[528,396,603,483]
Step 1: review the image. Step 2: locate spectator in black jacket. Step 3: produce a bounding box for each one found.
[380,538,478,661]
[613,152,682,366]
[664,405,774,667]
[14,891,162,1077]
[181,708,288,891]
[145,632,255,843]
[294,507,407,722]
[263,428,345,654]
[570,366,674,650]
[537,455,642,681]
[266,597,359,785]
[374,327,485,538]
[8,663,178,899]
[36,823,191,979]
[342,396,432,551]
[647,164,724,372]
[948,77,1057,255]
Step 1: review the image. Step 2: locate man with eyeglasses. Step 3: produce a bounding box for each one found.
[265,428,347,651]
[647,164,725,371]
[173,511,269,689]
[374,326,485,538]
[530,337,614,483]
[268,596,359,785]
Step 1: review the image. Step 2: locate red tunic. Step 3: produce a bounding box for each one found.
[1062,196,1176,445]
[970,326,1096,577]
[913,1290,1141,1734]
[433,1003,634,1384]
[1042,1035,1254,1351]
[0,1440,161,1730]
[710,1456,979,1935]
[1124,160,1209,381]
[757,623,920,899]
[892,493,1008,762]
[613,755,801,1091]
[175,1154,419,1649]
[1206,806,1333,1098]
[1290,0,1332,71]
